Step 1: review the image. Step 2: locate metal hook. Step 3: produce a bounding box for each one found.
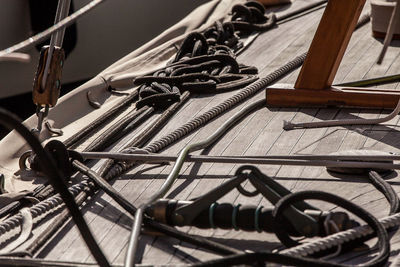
[31,105,49,136]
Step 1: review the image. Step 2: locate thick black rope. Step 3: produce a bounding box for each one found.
[368,171,400,215]
[0,108,110,267]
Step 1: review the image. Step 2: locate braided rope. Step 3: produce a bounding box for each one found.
[281,212,400,257]
[0,181,88,242]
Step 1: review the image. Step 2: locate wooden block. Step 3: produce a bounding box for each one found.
[32,45,65,107]
[266,84,400,109]
[294,0,366,90]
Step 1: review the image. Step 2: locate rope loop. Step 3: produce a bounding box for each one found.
[231,1,276,32]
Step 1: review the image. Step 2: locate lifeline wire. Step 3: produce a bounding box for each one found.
[0,0,104,57]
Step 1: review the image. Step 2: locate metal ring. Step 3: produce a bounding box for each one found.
[19,150,33,170]
[209,202,218,229]
[255,205,263,232]
[232,204,241,230]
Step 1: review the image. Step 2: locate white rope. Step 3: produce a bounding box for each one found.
[0,53,30,63]
[0,0,104,58]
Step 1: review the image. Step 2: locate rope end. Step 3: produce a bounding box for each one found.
[283,120,295,131]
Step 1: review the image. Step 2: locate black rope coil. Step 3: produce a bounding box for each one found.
[135,49,258,108]
[133,1,276,110]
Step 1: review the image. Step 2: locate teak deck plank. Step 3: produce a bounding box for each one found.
[33,0,400,265]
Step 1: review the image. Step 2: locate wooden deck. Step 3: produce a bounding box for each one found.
[30,0,400,265]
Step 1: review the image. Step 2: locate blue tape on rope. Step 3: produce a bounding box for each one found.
[232,204,241,230]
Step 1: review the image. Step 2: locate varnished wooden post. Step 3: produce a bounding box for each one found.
[266,0,400,109]
[294,0,366,90]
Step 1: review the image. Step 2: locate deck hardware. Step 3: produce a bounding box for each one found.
[44,121,63,136]
[32,0,71,135]
[19,150,33,171]
[29,140,83,179]
[86,91,101,109]
[31,105,49,136]
[107,86,130,96]
[283,92,400,130]
[32,46,65,108]
[320,213,342,260]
